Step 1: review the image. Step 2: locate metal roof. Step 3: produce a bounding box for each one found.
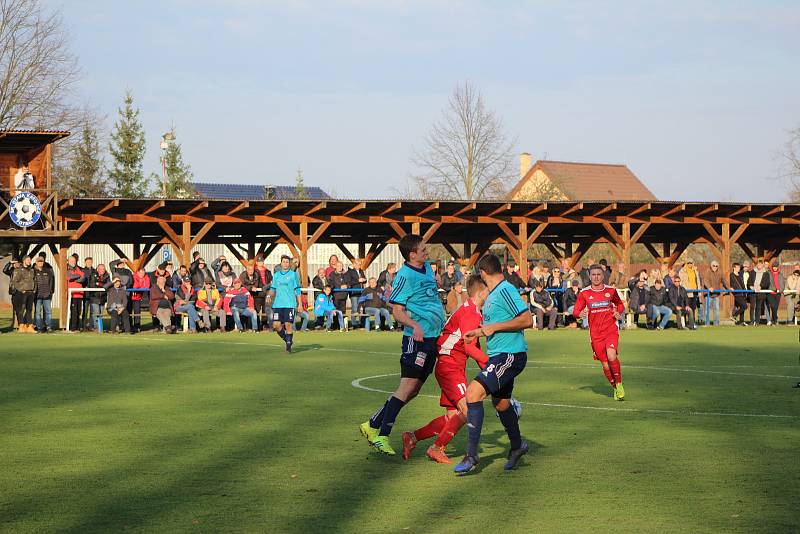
[193,182,331,201]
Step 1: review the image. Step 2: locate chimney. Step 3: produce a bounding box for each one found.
[519,152,532,180]
[264,184,276,200]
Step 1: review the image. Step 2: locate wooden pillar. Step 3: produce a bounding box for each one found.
[58,245,68,329]
[622,222,632,271]
[518,222,529,281]
[299,222,309,286]
[412,222,420,235]
[181,221,191,267]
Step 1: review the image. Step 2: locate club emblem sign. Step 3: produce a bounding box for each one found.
[9,192,42,228]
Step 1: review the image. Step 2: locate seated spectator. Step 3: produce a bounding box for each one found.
[446,280,466,314]
[563,279,582,328]
[197,279,226,332]
[668,275,696,330]
[530,281,557,330]
[628,277,649,327]
[546,268,564,312]
[149,276,175,333]
[175,278,202,333]
[88,264,111,331]
[647,278,673,330]
[131,267,150,333]
[240,263,264,329]
[223,278,257,332]
[171,265,189,291]
[216,261,236,295]
[358,277,394,331]
[314,285,345,331]
[106,276,131,334]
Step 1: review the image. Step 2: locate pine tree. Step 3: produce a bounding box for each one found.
[108,90,148,197]
[64,120,106,197]
[157,127,195,198]
[295,168,307,199]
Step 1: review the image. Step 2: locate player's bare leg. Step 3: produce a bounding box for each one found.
[607,349,624,400]
[427,402,467,463]
[404,404,450,460]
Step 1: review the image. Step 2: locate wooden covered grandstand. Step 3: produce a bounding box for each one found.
[1,131,799,327]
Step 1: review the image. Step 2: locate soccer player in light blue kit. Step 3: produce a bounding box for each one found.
[272,255,302,353]
[359,234,445,455]
[455,254,533,474]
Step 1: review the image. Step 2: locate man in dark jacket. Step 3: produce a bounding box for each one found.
[81,257,96,331]
[108,259,133,289]
[531,281,557,330]
[5,256,35,332]
[358,277,393,331]
[33,256,55,333]
[175,278,202,332]
[87,264,111,331]
[730,262,747,325]
[503,261,526,291]
[106,277,131,334]
[239,264,264,330]
[563,279,582,328]
[189,258,214,290]
[628,277,650,327]
[441,262,459,296]
[741,261,756,325]
[647,278,673,330]
[668,275,696,330]
[345,258,367,328]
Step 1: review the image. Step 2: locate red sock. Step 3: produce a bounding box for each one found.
[602,364,615,386]
[413,415,447,441]
[434,412,466,448]
[610,358,622,384]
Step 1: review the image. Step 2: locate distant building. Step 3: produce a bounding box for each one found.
[193,182,331,201]
[510,153,657,201]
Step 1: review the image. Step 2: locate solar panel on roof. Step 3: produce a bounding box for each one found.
[193,183,331,200]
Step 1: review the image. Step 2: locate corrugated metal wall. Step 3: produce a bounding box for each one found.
[16,243,401,308]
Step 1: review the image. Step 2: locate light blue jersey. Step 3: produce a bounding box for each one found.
[388,261,445,338]
[483,279,529,355]
[272,269,301,308]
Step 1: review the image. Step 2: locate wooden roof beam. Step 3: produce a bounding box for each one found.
[488,203,511,217]
[592,203,617,217]
[728,205,751,217]
[143,200,165,215]
[417,202,439,217]
[226,201,249,216]
[96,200,119,215]
[186,201,208,216]
[524,203,547,217]
[760,204,784,218]
[730,223,749,243]
[497,223,522,248]
[560,202,583,217]
[157,221,182,247]
[452,202,476,217]
[660,203,686,217]
[265,201,288,216]
[343,202,366,216]
[380,202,402,216]
[304,201,327,216]
[702,223,723,244]
[69,221,93,241]
[627,203,651,217]
[601,222,625,247]
[694,203,719,218]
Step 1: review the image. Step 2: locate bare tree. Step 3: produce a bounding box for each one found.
[780,126,800,202]
[408,81,516,200]
[0,0,80,130]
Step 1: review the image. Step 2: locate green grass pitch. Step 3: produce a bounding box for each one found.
[0,327,798,533]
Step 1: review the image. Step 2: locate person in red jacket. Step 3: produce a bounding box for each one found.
[131,267,150,333]
[222,278,257,332]
[573,264,626,400]
[66,255,85,332]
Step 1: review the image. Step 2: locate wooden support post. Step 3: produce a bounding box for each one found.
[299,222,309,286]
[412,222,421,235]
[247,242,256,261]
[336,244,355,263]
[517,222,528,281]
[721,223,733,317]
[442,243,461,261]
[622,222,632,272]
[181,221,191,267]
[58,245,68,329]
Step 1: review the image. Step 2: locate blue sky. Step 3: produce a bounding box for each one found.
[49,0,800,202]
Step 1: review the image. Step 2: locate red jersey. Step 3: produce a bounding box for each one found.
[437,299,488,369]
[573,284,624,338]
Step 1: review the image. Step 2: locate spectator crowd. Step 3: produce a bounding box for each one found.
[3,250,799,334]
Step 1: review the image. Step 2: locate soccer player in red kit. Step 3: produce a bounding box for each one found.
[402,275,489,463]
[573,264,626,400]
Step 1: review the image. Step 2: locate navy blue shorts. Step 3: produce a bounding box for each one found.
[475,352,527,399]
[272,308,295,324]
[399,336,438,380]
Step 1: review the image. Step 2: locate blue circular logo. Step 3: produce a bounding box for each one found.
[9,192,42,228]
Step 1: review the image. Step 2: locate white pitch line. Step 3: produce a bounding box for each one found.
[350,373,798,420]
[127,336,800,379]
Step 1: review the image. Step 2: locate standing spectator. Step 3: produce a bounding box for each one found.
[729,262,747,325]
[148,262,170,287]
[530,281,557,330]
[668,275,696,330]
[223,278,257,332]
[33,256,54,333]
[324,254,339,277]
[430,261,443,288]
[108,258,133,289]
[330,261,349,318]
[598,258,611,284]
[175,278,202,332]
[254,256,273,331]
[441,262,459,296]
[786,267,800,323]
[171,265,189,292]
[189,257,214,290]
[346,258,367,328]
[503,260,526,291]
[315,285,344,331]
[131,267,150,333]
[608,263,627,288]
[546,267,564,313]
[647,279,673,330]
[678,259,702,324]
[66,255,85,332]
[87,264,111,331]
[579,258,594,288]
[628,277,649,328]
[752,259,770,325]
[378,263,397,300]
[563,279,582,328]
[741,261,757,325]
[106,277,131,334]
[528,263,545,289]
[5,256,35,332]
[81,257,96,330]
[358,277,394,331]
[239,263,264,330]
[703,260,728,326]
[658,261,673,288]
[446,280,466,314]
[766,259,785,325]
[312,267,327,296]
[197,279,226,332]
[149,276,175,333]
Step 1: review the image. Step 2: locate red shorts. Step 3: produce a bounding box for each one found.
[435,363,468,410]
[590,332,619,362]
